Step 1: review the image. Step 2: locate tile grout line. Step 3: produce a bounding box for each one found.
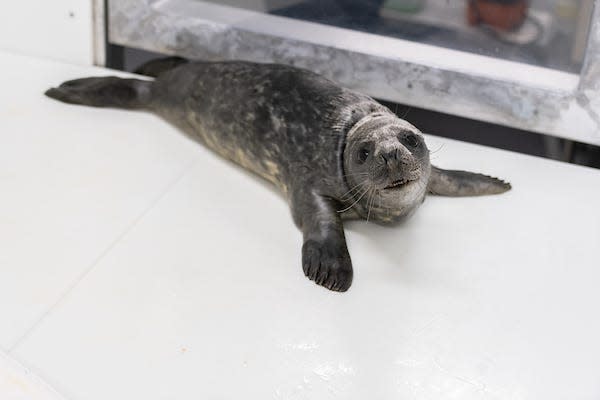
[1,350,69,400]
[7,160,198,353]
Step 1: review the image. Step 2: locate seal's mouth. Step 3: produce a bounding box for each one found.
[384,179,411,190]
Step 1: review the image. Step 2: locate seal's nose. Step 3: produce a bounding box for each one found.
[377,140,414,169]
[380,149,398,164]
[378,146,416,177]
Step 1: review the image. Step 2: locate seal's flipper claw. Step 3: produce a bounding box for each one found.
[316,269,329,286]
[428,165,511,196]
[45,77,152,109]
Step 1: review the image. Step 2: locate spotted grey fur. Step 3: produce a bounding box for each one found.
[45,58,511,292]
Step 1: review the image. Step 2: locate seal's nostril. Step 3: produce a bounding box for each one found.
[381,150,399,164]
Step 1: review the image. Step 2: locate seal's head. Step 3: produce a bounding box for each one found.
[343,113,431,222]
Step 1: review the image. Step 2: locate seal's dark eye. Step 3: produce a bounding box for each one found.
[405,134,420,148]
[357,148,370,163]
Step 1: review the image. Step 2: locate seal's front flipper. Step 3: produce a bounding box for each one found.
[45,77,152,109]
[292,192,353,292]
[428,166,511,196]
[134,56,189,78]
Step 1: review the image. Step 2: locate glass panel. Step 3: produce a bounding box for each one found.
[204,0,594,73]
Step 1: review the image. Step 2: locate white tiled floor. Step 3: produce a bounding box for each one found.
[2,52,600,399]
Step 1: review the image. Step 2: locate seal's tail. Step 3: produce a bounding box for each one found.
[45,77,152,109]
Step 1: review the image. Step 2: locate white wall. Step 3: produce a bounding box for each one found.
[0,0,94,65]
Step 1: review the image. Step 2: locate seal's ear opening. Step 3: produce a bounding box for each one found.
[428,166,511,196]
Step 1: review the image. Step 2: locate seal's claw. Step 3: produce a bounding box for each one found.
[302,239,353,292]
[316,268,329,286]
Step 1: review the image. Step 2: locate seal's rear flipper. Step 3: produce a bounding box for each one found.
[45,77,152,109]
[428,166,511,196]
[134,56,189,77]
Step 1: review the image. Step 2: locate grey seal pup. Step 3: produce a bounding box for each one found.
[45,57,510,292]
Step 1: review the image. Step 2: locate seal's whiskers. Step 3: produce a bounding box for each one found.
[337,184,371,213]
[366,189,377,223]
[340,178,369,201]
